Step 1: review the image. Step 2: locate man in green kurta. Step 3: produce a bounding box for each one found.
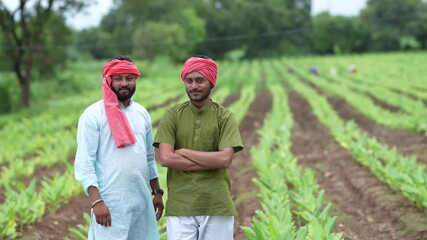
[154,55,243,240]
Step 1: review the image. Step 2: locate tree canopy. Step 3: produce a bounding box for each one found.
[0,0,93,108]
[1,0,427,109]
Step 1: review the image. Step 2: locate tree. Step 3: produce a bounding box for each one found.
[360,0,426,51]
[312,12,370,54]
[195,0,312,59]
[96,0,312,61]
[33,12,73,77]
[0,0,91,108]
[74,28,115,59]
[96,0,202,60]
[415,2,427,49]
[132,22,187,60]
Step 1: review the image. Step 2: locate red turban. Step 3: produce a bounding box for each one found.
[102,59,140,148]
[180,57,217,87]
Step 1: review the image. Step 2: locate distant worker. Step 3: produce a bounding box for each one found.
[348,64,357,75]
[287,67,295,74]
[329,67,337,76]
[309,65,318,76]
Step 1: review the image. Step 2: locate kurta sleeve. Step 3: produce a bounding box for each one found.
[145,112,158,180]
[74,111,100,196]
[153,108,176,148]
[218,112,243,153]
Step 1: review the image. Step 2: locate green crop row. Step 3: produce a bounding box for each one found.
[242,62,343,240]
[282,61,427,209]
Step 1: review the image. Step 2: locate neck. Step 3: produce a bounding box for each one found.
[191,98,211,109]
[121,99,130,108]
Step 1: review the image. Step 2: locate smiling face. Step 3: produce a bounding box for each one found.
[111,74,137,104]
[184,71,212,108]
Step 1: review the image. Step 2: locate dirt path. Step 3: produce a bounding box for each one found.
[289,91,427,240]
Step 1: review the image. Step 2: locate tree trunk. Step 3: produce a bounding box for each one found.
[20,79,31,108]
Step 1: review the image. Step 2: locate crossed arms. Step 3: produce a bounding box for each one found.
[157,143,235,171]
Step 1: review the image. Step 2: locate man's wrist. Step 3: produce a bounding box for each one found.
[151,189,164,196]
[91,198,103,208]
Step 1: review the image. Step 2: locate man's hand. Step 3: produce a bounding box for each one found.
[93,202,112,227]
[153,195,164,221]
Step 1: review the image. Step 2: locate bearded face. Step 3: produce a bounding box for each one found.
[111,74,137,102]
[184,71,212,105]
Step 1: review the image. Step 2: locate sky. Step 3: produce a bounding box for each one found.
[66,0,367,30]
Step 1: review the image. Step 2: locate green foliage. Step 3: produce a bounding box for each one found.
[31,13,73,77]
[89,0,313,60]
[312,12,370,54]
[74,28,115,59]
[66,212,90,240]
[224,47,247,61]
[286,54,427,211]
[41,169,82,213]
[176,7,206,58]
[0,205,17,239]
[69,0,427,59]
[6,180,45,228]
[0,0,95,107]
[360,0,427,51]
[399,36,421,50]
[132,22,188,61]
[195,0,311,59]
[0,83,11,113]
[0,32,10,71]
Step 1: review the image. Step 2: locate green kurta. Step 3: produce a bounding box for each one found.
[154,100,243,216]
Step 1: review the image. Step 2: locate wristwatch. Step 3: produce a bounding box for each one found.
[151,189,164,196]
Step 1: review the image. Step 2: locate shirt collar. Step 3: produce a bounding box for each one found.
[189,99,212,114]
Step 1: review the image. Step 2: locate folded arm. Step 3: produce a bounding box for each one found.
[157,143,234,171]
[175,147,235,169]
[157,143,208,171]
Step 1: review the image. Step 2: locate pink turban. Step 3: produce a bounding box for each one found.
[180,57,218,87]
[102,59,140,148]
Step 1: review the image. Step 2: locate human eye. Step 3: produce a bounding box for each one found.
[125,76,135,82]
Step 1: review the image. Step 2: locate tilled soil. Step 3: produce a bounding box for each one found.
[226,90,272,240]
[289,91,427,240]
[16,88,427,240]
[328,96,427,164]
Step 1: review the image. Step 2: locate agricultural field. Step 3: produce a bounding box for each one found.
[1,52,427,240]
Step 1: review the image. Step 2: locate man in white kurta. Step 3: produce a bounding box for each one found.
[74,56,162,240]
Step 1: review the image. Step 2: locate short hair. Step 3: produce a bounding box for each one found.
[110,55,133,62]
[193,55,211,60]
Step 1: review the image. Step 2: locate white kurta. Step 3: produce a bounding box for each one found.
[74,99,160,240]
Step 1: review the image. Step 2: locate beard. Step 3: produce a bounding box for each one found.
[113,86,136,101]
[186,88,211,103]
